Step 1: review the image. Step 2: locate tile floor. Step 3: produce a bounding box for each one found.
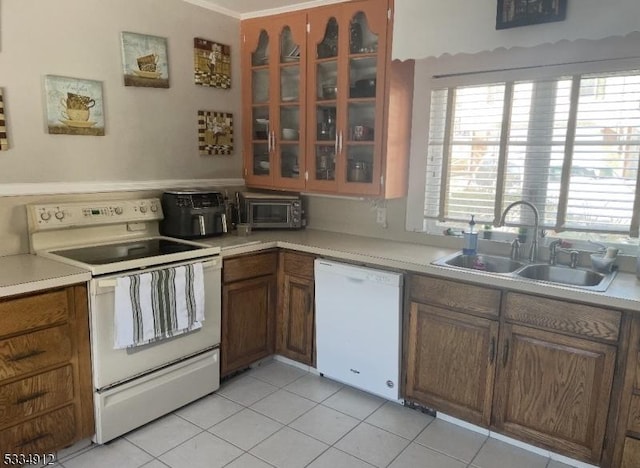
[53,360,576,468]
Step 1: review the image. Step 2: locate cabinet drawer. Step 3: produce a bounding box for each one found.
[224,251,278,283]
[282,251,315,279]
[0,325,73,380]
[0,365,74,428]
[503,292,621,342]
[410,275,500,318]
[0,404,76,454]
[0,289,69,338]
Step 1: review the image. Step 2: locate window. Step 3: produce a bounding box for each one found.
[422,68,640,238]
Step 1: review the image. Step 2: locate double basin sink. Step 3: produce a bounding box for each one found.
[433,252,617,292]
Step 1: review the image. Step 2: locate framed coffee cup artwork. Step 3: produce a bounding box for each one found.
[121,32,169,88]
[44,75,105,136]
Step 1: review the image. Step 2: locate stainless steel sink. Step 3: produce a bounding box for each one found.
[432,251,617,292]
[516,264,603,285]
[434,252,524,274]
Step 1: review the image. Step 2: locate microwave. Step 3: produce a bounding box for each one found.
[237,192,304,230]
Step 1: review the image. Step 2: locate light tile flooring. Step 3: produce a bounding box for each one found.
[53,360,575,468]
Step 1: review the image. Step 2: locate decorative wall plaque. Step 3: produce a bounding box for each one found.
[198,111,233,155]
[194,38,231,88]
[0,88,7,150]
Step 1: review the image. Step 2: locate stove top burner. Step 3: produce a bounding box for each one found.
[50,238,205,265]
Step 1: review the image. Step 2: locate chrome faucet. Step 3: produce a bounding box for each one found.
[499,200,540,262]
[549,239,580,268]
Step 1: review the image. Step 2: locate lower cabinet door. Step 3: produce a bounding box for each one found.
[405,302,498,427]
[277,273,314,366]
[221,275,276,376]
[492,323,616,463]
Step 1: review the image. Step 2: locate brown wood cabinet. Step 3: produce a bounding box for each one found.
[0,285,94,455]
[612,315,640,468]
[221,251,277,376]
[276,250,315,365]
[493,322,616,462]
[406,302,498,426]
[406,275,501,427]
[240,0,413,198]
[406,274,620,465]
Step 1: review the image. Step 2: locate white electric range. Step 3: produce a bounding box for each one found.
[27,198,222,443]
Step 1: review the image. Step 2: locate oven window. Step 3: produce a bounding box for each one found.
[252,204,289,224]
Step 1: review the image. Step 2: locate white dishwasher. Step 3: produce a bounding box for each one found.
[314,259,403,401]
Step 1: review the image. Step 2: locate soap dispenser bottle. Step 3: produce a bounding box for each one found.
[463,215,478,256]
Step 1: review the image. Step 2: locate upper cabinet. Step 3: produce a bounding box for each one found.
[242,13,308,191]
[241,0,413,199]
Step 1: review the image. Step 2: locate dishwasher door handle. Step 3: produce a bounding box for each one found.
[346,276,365,283]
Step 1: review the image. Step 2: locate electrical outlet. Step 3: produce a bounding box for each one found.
[376,206,387,225]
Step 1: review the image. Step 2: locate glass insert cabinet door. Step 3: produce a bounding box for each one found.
[306,0,388,195]
[243,14,307,190]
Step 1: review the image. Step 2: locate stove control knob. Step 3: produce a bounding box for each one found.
[115,207,123,215]
[150,204,158,212]
[40,211,51,221]
[55,211,65,220]
[140,205,148,213]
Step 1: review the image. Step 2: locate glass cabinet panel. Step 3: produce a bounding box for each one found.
[315,144,336,181]
[349,12,378,55]
[280,26,300,65]
[252,30,270,66]
[317,17,338,59]
[252,107,270,177]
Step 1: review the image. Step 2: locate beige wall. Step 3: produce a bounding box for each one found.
[392,0,640,60]
[0,0,242,184]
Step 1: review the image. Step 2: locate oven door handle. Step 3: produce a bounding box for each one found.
[98,279,118,288]
[96,259,220,290]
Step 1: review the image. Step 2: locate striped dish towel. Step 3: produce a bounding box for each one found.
[113,263,205,349]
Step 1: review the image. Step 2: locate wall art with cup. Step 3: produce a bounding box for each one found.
[194,38,231,89]
[198,111,233,155]
[44,75,105,136]
[121,32,169,88]
[0,88,8,150]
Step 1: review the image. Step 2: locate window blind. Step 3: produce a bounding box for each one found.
[424,68,640,236]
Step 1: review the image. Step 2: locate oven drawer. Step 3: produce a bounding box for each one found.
[94,349,219,443]
[0,404,76,454]
[0,325,73,380]
[0,365,74,428]
[0,289,70,338]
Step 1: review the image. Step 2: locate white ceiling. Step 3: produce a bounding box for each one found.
[183,0,348,19]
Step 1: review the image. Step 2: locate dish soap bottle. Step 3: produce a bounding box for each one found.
[463,215,478,256]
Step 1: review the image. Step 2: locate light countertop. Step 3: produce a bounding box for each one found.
[3,229,640,312]
[0,254,91,298]
[203,229,640,312]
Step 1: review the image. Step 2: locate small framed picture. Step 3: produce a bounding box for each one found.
[121,32,169,88]
[44,75,105,136]
[194,38,231,89]
[0,88,8,150]
[496,0,567,30]
[198,111,233,155]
